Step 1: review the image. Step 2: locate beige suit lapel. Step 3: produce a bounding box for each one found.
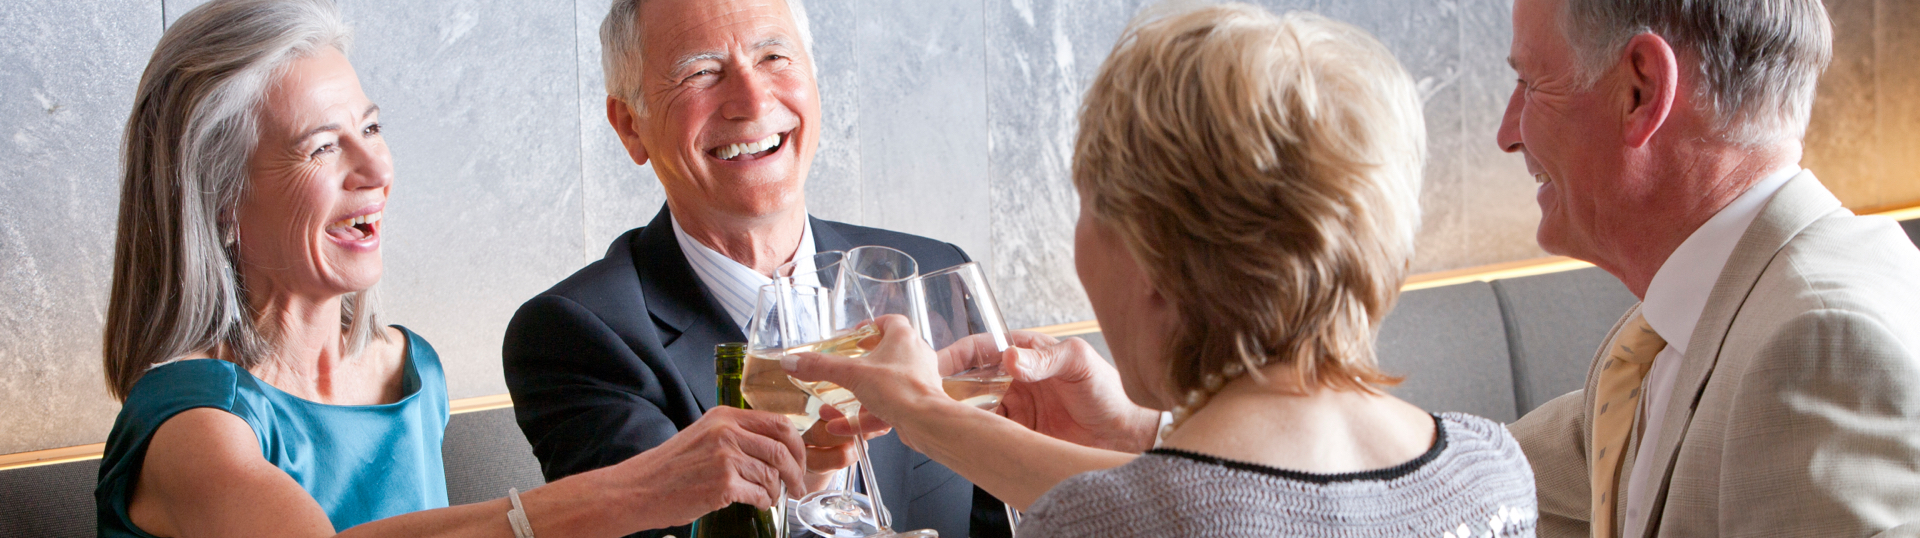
[1633,172,1846,537]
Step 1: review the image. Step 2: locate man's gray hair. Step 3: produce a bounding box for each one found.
[1561,0,1832,145]
[106,0,382,401]
[599,0,814,112]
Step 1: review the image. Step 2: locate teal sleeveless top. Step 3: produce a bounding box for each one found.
[95,327,451,537]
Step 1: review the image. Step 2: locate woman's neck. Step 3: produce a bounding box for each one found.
[1158,363,1434,474]
[241,289,394,404]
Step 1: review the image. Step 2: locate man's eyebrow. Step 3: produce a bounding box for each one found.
[671,51,727,75]
[753,36,791,51]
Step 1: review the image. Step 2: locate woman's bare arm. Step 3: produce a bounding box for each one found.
[131,406,804,538]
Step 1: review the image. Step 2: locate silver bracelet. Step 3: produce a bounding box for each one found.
[507,487,536,538]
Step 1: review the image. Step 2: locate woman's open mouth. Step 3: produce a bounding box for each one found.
[325,210,382,242]
[708,132,786,161]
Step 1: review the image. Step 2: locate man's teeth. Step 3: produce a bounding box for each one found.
[329,211,383,231]
[713,134,781,160]
[1534,173,1552,185]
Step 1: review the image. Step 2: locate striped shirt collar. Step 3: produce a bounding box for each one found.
[669,214,818,332]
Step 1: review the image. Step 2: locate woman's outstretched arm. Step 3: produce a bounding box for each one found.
[130,405,804,538]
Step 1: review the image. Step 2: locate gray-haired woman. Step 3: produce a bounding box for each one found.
[95,1,805,536]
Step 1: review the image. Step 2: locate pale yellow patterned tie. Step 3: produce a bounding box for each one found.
[1591,313,1665,538]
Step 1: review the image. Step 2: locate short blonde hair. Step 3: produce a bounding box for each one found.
[1073,3,1426,402]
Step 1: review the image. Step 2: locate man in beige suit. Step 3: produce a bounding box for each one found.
[1500,0,1920,536]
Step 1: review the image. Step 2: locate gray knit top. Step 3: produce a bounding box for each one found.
[1019,412,1537,537]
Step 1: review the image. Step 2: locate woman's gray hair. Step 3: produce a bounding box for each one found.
[599,0,814,112]
[1561,0,1832,146]
[106,0,380,401]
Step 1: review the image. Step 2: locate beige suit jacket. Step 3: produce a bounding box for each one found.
[1511,172,1920,538]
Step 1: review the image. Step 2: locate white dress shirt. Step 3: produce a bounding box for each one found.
[670,214,820,330]
[1621,166,1800,536]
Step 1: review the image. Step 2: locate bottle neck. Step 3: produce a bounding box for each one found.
[715,343,747,409]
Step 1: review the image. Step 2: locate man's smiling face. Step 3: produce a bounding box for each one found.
[629,0,821,220]
[1497,0,1633,262]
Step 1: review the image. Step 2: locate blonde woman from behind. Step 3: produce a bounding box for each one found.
[782,3,1538,537]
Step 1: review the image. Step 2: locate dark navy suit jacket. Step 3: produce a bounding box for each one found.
[503,206,976,538]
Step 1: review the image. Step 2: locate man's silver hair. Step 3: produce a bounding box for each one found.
[599,0,814,113]
[106,0,382,400]
[1560,0,1832,146]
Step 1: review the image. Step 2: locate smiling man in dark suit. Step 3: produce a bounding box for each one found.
[501,0,979,536]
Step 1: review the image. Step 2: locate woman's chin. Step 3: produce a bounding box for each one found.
[319,259,383,294]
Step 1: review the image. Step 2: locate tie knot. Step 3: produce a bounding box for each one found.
[1614,313,1667,365]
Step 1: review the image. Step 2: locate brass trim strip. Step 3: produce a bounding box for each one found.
[449,393,514,415]
[6,202,1915,472]
[1401,256,1596,291]
[1874,205,1920,222]
[1024,320,1102,338]
[0,443,106,472]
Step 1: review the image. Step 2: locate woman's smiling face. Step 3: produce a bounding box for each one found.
[235,47,392,300]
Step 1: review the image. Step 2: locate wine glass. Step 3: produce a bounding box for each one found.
[917,262,1022,536]
[741,250,850,433]
[793,246,935,538]
[743,282,834,433]
[746,246,937,538]
[919,262,1014,411]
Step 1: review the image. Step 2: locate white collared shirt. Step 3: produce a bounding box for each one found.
[670,214,820,332]
[1621,166,1800,535]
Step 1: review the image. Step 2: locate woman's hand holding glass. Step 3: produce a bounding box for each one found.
[782,315,949,444]
[994,335,1161,454]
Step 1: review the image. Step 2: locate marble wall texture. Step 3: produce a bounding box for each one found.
[3,0,1917,454]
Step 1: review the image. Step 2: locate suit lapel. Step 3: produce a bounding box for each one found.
[1636,172,1845,537]
[631,206,746,410]
[812,216,854,252]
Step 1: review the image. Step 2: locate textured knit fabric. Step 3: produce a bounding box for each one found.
[95,326,451,537]
[1021,413,1538,537]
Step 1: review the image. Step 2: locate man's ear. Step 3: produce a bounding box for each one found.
[606,96,650,166]
[1620,32,1678,149]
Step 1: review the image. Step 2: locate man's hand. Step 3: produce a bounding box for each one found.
[612,406,807,528]
[798,405,891,493]
[996,333,1160,453]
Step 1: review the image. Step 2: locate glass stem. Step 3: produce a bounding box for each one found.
[844,406,892,530]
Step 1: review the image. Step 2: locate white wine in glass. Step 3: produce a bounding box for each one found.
[940,365,1014,410]
[741,351,822,431]
[749,324,877,417]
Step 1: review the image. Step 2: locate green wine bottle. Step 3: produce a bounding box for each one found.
[693,343,783,538]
